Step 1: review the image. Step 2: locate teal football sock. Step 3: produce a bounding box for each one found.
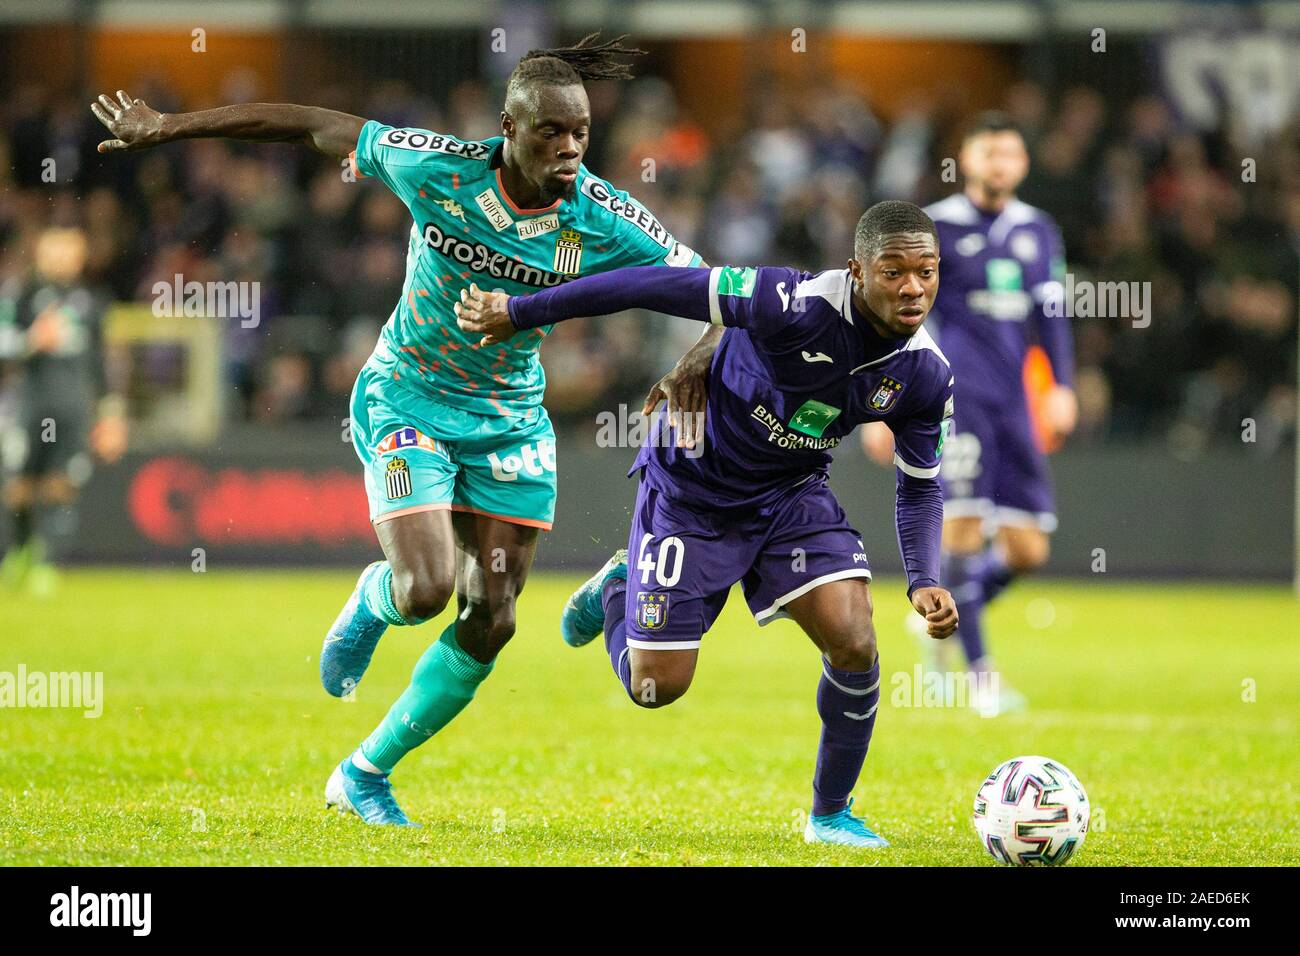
[360,622,494,773]
[362,561,420,627]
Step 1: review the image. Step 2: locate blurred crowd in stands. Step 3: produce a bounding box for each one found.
[1,64,1296,455]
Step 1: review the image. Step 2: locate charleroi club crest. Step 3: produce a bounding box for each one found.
[385,456,412,500]
[553,229,583,275]
[636,592,668,631]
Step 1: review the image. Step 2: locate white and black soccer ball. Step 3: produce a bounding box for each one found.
[973,755,1090,866]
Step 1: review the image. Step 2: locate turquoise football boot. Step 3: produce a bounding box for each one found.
[320,561,389,697]
[324,759,418,827]
[559,549,627,647]
[804,798,890,848]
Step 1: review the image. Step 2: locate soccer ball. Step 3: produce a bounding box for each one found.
[973,755,1090,865]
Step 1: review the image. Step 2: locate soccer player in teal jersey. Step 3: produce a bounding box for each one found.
[92,34,719,825]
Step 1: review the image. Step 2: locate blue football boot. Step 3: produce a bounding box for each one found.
[804,798,890,848]
[559,549,627,647]
[324,758,418,827]
[320,561,389,697]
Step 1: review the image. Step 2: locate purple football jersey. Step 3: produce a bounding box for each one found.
[507,263,953,594]
[632,266,953,511]
[924,194,1073,406]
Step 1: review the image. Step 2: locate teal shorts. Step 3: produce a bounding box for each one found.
[350,362,557,530]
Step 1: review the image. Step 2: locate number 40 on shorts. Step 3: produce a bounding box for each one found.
[637,533,685,588]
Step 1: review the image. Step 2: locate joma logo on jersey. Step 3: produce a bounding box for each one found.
[553,230,583,275]
[869,376,905,413]
[488,439,557,481]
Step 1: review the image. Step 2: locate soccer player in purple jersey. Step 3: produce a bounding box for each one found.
[863,113,1076,715]
[458,201,958,847]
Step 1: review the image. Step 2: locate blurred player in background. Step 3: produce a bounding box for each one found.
[458,201,959,847]
[861,113,1075,714]
[0,226,127,596]
[92,33,717,826]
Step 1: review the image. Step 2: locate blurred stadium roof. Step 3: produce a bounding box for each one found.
[4,0,1300,38]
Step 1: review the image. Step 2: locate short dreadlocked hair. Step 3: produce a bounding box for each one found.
[854,201,939,261]
[505,32,646,115]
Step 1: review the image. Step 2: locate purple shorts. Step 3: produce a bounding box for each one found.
[623,474,872,650]
[939,396,1056,532]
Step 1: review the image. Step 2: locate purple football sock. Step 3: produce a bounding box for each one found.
[969,548,1014,606]
[946,548,1015,668]
[945,553,987,665]
[602,577,636,700]
[812,658,881,817]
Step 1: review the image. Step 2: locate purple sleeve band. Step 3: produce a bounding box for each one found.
[895,471,944,598]
[507,266,714,330]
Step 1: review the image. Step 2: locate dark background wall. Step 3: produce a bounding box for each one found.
[35,422,1296,580]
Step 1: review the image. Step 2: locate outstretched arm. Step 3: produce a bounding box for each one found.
[91,89,366,158]
[454,266,715,345]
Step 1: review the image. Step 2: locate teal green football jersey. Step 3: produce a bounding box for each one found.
[351,121,702,417]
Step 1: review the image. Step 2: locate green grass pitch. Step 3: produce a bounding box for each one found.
[1,569,1297,866]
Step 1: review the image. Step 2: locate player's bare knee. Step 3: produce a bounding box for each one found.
[824,626,877,672]
[393,570,453,623]
[943,518,984,555]
[461,595,518,650]
[630,672,689,708]
[1004,533,1050,573]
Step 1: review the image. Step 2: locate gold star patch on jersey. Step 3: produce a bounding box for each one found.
[553,229,583,275]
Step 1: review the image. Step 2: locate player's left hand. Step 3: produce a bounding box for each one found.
[911,586,958,639]
[454,283,515,346]
[642,325,721,449]
[1040,384,1078,443]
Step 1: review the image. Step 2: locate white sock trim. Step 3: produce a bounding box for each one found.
[350,749,384,775]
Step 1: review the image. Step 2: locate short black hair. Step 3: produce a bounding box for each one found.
[961,110,1024,143]
[505,32,646,115]
[854,201,938,260]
